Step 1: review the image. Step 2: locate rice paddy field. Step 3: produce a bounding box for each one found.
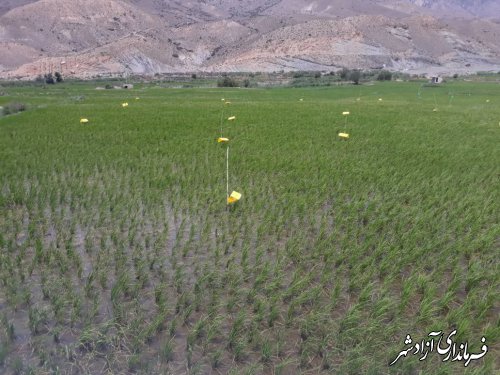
[0,80,499,375]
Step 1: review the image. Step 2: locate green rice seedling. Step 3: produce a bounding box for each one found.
[28,306,48,335]
[162,338,175,363]
[417,292,440,325]
[285,302,297,328]
[168,318,177,338]
[0,341,8,366]
[370,296,396,322]
[274,359,296,375]
[85,270,99,299]
[274,328,286,358]
[11,356,23,375]
[207,290,220,317]
[296,285,322,309]
[192,316,206,341]
[0,80,498,374]
[243,363,263,375]
[135,258,149,289]
[228,311,246,350]
[247,321,262,351]
[399,274,416,312]
[79,325,111,353]
[268,299,280,328]
[226,294,239,313]
[252,296,265,322]
[98,265,109,289]
[154,284,167,310]
[70,293,82,326]
[174,267,185,295]
[261,339,272,363]
[211,349,223,369]
[127,354,143,372]
[188,362,203,375]
[51,326,61,344]
[246,287,257,305]
[63,344,76,363]
[298,337,316,370]
[142,314,164,344]
[233,339,247,363]
[241,244,249,272]
[438,289,455,314]
[186,330,196,351]
[6,320,15,342]
[473,287,496,321]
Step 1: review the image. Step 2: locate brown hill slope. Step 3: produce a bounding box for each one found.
[0,0,499,78]
[0,0,162,54]
[406,0,500,19]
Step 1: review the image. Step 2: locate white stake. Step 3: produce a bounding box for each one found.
[220,109,224,137]
[226,146,229,202]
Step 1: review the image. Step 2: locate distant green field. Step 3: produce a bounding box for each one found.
[0,81,498,374]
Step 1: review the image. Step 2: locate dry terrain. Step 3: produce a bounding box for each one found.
[0,0,499,78]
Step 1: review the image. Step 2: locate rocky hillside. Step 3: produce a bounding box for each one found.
[406,0,500,19]
[0,0,499,79]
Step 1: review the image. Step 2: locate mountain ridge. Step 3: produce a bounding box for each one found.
[1,0,499,79]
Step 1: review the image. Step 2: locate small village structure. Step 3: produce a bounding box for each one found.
[429,76,443,84]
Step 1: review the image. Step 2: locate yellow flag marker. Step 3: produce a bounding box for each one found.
[122,103,129,107]
[227,191,242,204]
[228,116,236,121]
[217,137,229,143]
[378,98,383,101]
[338,132,349,139]
[433,108,438,112]
[221,98,225,101]
[486,99,490,103]
[299,98,304,102]
[342,111,350,115]
[80,118,89,123]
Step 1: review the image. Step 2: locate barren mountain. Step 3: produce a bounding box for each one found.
[407,0,500,19]
[0,0,499,79]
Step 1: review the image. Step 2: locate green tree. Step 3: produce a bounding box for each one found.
[217,76,238,87]
[349,70,361,85]
[44,73,55,84]
[339,68,350,80]
[377,70,392,81]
